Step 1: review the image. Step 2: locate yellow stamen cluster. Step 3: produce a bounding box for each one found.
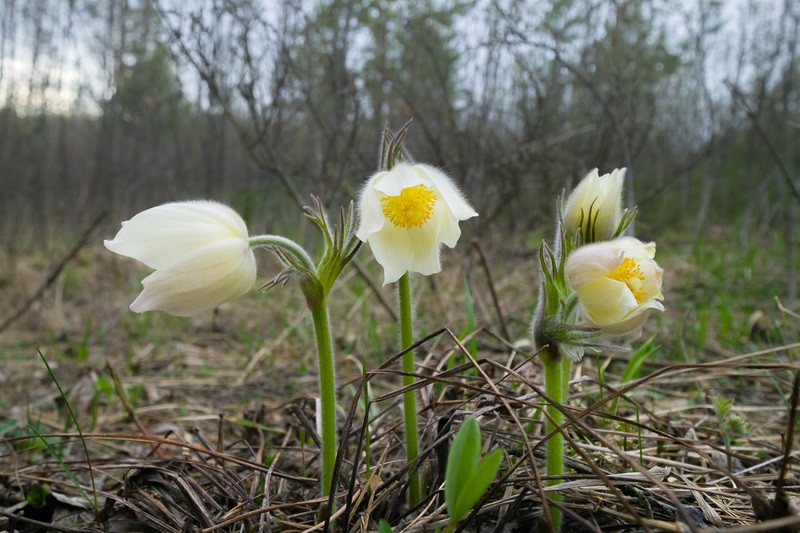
[380,184,437,229]
[606,257,646,303]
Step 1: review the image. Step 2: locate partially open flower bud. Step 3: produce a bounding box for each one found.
[564,168,625,243]
[105,201,256,316]
[566,237,664,334]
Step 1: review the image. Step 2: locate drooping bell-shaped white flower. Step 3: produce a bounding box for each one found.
[563,168,625,243]
[566,236,664,334]
[105,201,257,316]
[356,163,478,284]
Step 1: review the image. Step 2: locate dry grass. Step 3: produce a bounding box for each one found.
[0,233,798,532]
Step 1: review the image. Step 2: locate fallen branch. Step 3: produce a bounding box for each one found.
[0,211,107,334]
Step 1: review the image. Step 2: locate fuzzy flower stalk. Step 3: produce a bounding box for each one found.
[105,199,359,503]
[532,169,663,531]
[356,126,477,506]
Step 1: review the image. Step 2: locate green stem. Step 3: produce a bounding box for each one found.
[398,271,421,507]
[248,234,316,272]
[543,347,571,532]
[310,303,337,498]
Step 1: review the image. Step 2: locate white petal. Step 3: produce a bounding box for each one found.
[563,168,625,241]
[417,164,478,221]
[637,258,664,301]
[367,230,413,285]
[616,237,655,259]
[405,212,444,275]
[408,232,442,276]
[355,174,387,241]
[129,238,256,316]
[576,277,639,325]
[600,300,664,334]
[367,217,442,284]
[566,242,624,288]
[437,203,463,248]
[105,201,249,270]
[371,164,426,196]
[599,309,650,335]
[594,169,625,239]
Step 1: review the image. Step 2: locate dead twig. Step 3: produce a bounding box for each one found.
[0,211,107,334]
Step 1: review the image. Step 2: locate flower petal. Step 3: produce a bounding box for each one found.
[367,214,443,284]
[418,164,478,221]
[105,201,248,270]
[129,238,256,316]
[355,174,387,241]
[576,277,639,325]
[372,164,426,196]
[367,230,413,285]
[437,201,463,248]
[599,299,665,334]
[566,242,625,288]
[563,168,625,242]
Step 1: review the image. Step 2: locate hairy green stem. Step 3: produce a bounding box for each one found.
[398,271,421,507]
[543,347,570,532]
[310,303,337,497]
[248,234,316,272]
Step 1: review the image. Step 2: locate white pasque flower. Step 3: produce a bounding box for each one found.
[563,168,625,242]
[566,237,664,334]
[356,163,478,284]
[105,201,256,316]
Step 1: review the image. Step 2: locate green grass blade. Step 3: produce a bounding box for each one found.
[610,337,658,416]
[463,279,478,360]
[620,336,657,383]
[36,347,98,514]
[28,424,95,510]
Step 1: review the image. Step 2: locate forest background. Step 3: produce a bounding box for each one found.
[0,0,797,275]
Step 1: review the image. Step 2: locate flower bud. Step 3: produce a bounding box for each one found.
[566,237,664,334]
[105,201,256,316]
[564,168,625,243]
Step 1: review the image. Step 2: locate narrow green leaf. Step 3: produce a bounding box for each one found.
[28,424,94,510]
[451,447,503,522]
[445,417,481,518]
[463,279,477,359]
[620,336,657,383]
[610,337,658,416]
[37,348,98,513]
[378,520,394,533]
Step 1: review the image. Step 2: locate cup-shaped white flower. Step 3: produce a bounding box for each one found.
[105,201,256,316]
[564,168,625,243]
[566,236,664,334]
[356,163,478,284]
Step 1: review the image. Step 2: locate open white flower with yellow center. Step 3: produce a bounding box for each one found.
[566,237,664,334]
[356,163,478,284]
[105,200,256,316]
[563,168,625,243]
